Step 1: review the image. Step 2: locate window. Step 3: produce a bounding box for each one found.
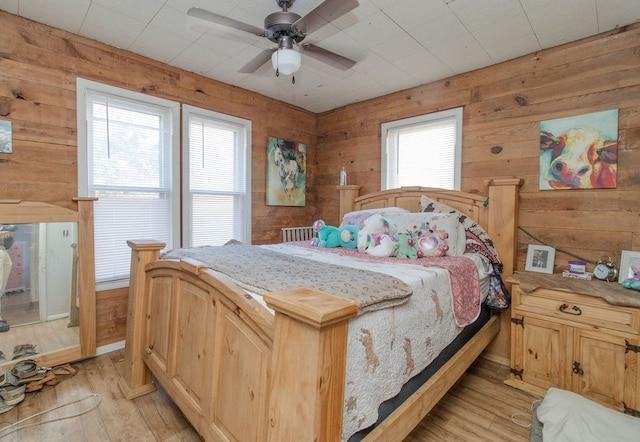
[182,106,251,247]
[382,107,462,190]
[78,80,252,289]
[77,79,180,288]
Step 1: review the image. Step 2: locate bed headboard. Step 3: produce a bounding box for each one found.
[338,178,522,278]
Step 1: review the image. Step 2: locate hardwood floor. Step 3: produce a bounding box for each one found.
[0,352,540,441]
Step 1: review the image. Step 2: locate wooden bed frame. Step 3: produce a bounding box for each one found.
[118,178,521,442]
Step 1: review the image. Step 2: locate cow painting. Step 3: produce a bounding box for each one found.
[539,110,618,190]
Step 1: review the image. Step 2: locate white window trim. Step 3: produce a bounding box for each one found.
[181,105,252,246]
[76,78,181,290]
[381,107,463,191]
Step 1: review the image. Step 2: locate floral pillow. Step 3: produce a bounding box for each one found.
[339,207,409,229]
[383,212,465,256]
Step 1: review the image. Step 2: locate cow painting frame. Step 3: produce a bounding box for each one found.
[266,137,306,206]
[539,109,618,190]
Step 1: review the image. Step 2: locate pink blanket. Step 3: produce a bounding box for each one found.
[293,243,481,327]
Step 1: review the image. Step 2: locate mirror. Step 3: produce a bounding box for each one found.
[0,222,79,361]
[0,198,96,367]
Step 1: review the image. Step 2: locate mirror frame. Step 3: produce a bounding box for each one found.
[0,197,97,366]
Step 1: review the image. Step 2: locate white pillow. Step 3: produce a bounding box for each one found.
[383,212,466,256]
[538,388,640,442]
[339,207,409,229]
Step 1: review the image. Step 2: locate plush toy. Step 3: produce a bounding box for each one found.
[339,224,359,248]
[621,261,640,290]
[393,232,418,259]
[414,229,449,258]
[357,215,390,253]
[365,234,396,257]
[311,220,360,248]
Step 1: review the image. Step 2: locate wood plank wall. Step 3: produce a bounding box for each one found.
[2,9,639,348]
[317,23,640,276]
[0,11,316,346]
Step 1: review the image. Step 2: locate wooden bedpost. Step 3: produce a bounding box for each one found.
[338,185,361,221]
[118,240,166,400]
[484,178,522,365]
[264,288,359,442]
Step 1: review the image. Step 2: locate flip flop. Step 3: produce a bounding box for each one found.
[25,371,56,393]
[50,364,78,384]
[11,359,44,381]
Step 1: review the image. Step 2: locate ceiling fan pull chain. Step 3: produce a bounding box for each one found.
[292,75,295,84]
[276,67,280,77]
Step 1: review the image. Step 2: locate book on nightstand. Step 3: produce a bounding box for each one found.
[562,269,593,280]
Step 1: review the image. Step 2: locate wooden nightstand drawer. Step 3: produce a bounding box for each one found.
[513,285,639,335]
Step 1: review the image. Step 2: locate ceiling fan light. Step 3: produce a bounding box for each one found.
[271,48,301,75]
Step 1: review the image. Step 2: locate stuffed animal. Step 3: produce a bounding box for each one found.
[357,215,390,253]
[311,220,360,248]
[414,229,449,258]
[621,261,640,290]
[339,224,359,248]
[362,234,395,257]
[393,232,418,259]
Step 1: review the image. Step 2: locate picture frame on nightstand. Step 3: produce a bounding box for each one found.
[619,250,640,283]
[525,244,556,274]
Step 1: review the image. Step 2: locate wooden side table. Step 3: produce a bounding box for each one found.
[505,272,640,415]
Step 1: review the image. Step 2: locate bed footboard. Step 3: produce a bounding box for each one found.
[118,240,359,441]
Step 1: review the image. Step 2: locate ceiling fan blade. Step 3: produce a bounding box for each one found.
[292,0,359,36]
[187,7,265,36]
[301,44,355,71]
[238,49,274,73]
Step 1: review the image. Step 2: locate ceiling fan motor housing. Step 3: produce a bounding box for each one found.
[264,11,305,43]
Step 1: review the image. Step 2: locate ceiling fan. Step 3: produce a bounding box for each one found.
[187,0,359,80]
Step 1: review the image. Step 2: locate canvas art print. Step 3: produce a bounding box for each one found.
[266,137,306,206]
[539,109,618,190]
[0,120,12,153]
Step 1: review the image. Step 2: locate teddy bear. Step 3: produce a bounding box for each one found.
[310,220,360,248]
[393,232,418,259]
[414,229,449,258]
[621,261,640,290]
[357,215,391,254]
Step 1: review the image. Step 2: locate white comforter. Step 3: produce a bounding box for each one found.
[261,244,491,440]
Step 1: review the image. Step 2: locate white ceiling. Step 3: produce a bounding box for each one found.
[2,0,640,113]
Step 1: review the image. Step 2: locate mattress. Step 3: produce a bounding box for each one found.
[260,243,492,440]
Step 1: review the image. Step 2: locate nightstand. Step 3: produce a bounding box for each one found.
[505,273,640,415]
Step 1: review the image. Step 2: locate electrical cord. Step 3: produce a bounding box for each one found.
[518,226,596,264]
[0,393,101,438]
[511,398,543,428]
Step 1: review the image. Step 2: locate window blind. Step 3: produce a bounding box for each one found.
[85,91,175,283]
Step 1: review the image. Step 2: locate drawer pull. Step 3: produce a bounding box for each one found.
[572,361,584,375]
[559,303,582,315]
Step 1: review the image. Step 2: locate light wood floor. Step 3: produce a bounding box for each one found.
[0,351,540,441]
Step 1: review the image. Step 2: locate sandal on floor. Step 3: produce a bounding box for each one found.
[0,367,20,387]
[50,364,78,385]
[25,371,56,393]
[11,359,48,384]
[0,320,9,333]
[0,384,25,406]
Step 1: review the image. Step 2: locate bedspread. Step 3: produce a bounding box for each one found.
[162,240,413,313]
[262,243,490,440]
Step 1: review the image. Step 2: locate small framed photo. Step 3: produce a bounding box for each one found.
[619,250,640,283]
[525,245,556,274]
